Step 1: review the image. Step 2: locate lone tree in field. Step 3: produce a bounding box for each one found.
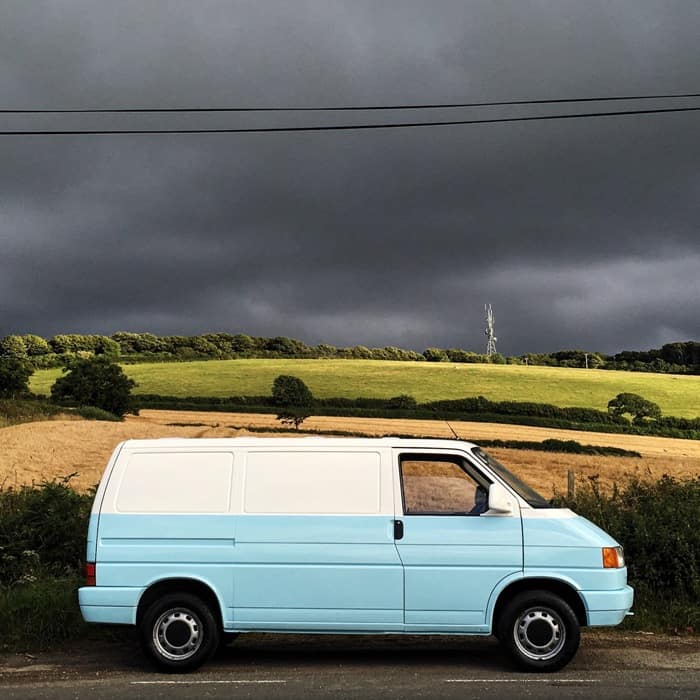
[272,374,313,430]
[607,392,662,425]
[0,357,33,398]
[50,356,137,418]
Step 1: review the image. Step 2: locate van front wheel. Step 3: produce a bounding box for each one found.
[498,591,580,672]
[140,593,220,672]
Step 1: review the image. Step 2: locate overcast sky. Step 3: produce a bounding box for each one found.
[1,1,698,355]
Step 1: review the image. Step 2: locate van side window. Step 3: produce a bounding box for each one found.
[244,451,382,514]
[400,455,486,515]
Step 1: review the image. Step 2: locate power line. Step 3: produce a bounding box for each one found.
[0,105,699,136]
[2,92,699,113]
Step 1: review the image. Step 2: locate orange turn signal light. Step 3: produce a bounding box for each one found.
[602,546,625,568]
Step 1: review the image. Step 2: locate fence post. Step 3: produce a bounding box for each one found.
[567,470,575,499]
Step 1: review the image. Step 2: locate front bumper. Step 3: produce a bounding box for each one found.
[580,585,634,626]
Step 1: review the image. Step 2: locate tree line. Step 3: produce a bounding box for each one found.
[1,332,699,374]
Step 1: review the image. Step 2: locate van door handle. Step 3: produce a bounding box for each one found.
[393,519,404,540]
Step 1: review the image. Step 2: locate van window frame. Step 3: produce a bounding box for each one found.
[397,452,492,517]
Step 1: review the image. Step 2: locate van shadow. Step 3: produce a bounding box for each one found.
[213,633,507,672]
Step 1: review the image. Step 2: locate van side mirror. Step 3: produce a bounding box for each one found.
[486,482,517,516]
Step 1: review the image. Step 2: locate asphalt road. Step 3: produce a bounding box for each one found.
[2,632,699,699]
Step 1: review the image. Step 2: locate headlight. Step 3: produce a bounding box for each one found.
[602,546,625,568]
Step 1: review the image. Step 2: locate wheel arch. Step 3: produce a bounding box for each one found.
[490,577,588,633]
[136,577,225,631]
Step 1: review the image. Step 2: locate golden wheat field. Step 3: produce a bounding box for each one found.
[2,410,699,496]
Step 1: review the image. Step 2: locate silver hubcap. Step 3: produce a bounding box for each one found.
[513,607,566,661]
[153,607,203,661]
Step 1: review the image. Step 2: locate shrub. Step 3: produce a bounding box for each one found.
[0,357,33,398]
[388,395,418,409]
[0,480,92,585]
[50,357,137,417]
[74,406,122,421]
[556,476,700,602]
[0,399,64,427]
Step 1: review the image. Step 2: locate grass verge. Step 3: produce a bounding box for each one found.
[0,577,87,649]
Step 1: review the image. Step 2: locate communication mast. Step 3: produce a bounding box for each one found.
[485,304,497,356]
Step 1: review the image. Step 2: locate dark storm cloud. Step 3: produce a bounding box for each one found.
[1,1,699,354]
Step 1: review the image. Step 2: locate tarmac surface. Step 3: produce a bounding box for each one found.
[1,631,699,699]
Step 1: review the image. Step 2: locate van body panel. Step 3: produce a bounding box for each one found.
[233,514,403,628]
[523,514,618,549]
[79,586,143,607]
[393,447,523,629]
[580,586,634,615]
[79,603,135,625]
[96,514,236,564]
[398,515,523,629]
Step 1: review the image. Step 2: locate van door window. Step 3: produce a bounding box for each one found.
[400,454,488,515]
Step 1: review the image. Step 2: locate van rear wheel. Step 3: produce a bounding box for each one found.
[140,592,219,672]
[497,590,580,672]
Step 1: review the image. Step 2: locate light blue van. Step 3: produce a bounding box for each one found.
[79,437,633,672]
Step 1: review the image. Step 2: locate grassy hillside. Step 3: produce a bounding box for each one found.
[30,359,700,418]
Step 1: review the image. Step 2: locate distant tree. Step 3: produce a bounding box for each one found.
[50,357,137,417]
[276,407,310,430]
[272,375,313,407]
[20,334,51,357]
[607,393,662,424]
[111,332,141,354]
[230,334,255,354]
[93,336,121,357]
[266,336,308,356]
[423,347,448,362]
[314,343,338,357]
[203,333,236,355]
[0,335,28,359]
[272,375,313,430]
[0,357,33,398]
[445,348,477,363]
[349,345,373,359]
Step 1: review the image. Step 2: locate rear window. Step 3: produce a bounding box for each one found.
[116,452,233,513]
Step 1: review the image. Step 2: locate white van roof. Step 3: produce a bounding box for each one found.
[119,437,479,451]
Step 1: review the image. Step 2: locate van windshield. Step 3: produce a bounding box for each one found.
[471,447,552,509]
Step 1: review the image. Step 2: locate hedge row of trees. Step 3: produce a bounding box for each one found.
[1,332,699,374]
[0,332,425,366]
[136,385,700,439]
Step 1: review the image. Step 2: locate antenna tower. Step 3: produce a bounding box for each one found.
[485,304,497,356]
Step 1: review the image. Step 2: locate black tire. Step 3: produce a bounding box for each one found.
[140,592,220,672]
[497,590,580,672]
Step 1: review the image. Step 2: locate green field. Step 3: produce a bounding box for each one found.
[30,359,700,418]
